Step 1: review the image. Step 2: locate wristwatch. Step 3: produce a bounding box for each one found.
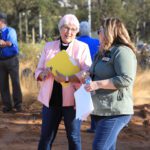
[65,76,69,83]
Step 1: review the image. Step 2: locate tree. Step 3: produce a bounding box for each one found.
[0,0,149,43]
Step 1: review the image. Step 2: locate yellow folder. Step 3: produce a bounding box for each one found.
[46,50,80,86]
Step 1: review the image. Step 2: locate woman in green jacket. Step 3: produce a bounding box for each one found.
[84,18,137,150]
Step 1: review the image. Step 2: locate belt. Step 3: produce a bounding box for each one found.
[0,55,17,60]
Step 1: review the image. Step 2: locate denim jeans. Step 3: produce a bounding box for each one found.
[91,115,96,130]
[92,115,132,150]
[38,106,82,150]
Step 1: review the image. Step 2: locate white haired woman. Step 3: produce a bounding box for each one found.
[84,18,137,150]
[35,14,92,150]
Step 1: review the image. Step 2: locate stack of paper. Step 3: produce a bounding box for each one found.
[74,84,94,121]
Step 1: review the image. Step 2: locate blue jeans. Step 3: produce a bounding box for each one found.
[38,106,82,150]
[91,115,96,130]
[93,115,132,150]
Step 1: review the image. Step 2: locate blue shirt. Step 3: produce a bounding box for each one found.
[0,26,19,57]
[77,35,100,61]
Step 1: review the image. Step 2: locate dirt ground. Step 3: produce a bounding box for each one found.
[0,93,150,150]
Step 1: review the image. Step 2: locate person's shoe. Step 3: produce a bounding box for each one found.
[86,128,95,133]
[15,106,23,112]
[2,107,12,113]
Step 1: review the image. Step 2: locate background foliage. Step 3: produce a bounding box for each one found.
[0,0,150,43]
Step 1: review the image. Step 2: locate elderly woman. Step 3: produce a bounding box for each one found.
[84,18,137,150]
[35,14,92,150]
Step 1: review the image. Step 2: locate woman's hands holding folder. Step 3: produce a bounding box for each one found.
[55,70,66,83]
[55,70,81,83]
[38,67,53,81]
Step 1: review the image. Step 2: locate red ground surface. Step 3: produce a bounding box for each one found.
[0,97,150,150]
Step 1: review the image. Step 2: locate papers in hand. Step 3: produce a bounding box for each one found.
[74,84,94,121]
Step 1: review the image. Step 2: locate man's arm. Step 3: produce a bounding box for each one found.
[0,39,12,47]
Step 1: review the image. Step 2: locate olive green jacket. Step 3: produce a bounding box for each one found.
[90,45,137,116]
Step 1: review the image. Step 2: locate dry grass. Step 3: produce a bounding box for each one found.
[19,60,150,108]
[134,69,150,105]
[19,57,41,112]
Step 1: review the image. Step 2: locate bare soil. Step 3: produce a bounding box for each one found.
[0,95,150,150]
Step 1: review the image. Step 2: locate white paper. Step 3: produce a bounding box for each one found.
[74,84,94,121]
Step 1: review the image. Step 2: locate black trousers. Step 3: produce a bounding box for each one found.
[0,55,22,109]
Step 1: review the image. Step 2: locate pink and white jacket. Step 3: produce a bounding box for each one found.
[35,39,92,107]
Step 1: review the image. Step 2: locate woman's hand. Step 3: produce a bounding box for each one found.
[39,67,53,80]
[80,71,91,84]
[84,81,99,92]
[54,70,66,83]
[84,79,117,91]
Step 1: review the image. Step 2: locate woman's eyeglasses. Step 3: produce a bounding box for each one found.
[62,25,77,33]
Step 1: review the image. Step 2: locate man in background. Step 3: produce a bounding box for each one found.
[77,21,100,61]
[0,12,22,113]
[77,21,100,133]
